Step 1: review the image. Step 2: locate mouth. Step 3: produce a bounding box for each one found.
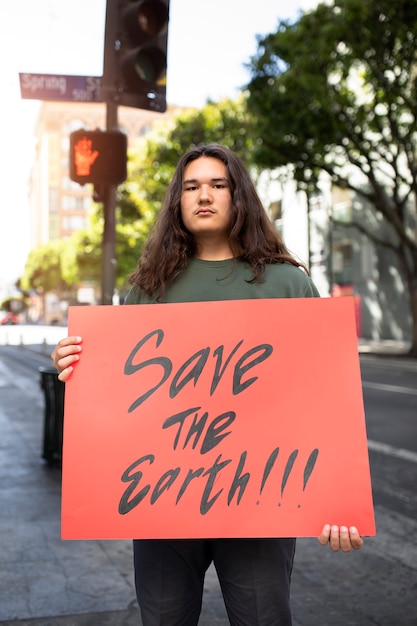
[195,208,215,215]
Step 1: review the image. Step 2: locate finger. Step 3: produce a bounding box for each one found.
[338,525,352,552]
[348,526,364,550]
[58,365,74,382]
[51,338,82,371]
[317,524,331,546]
[52,351,79,374]
[56,353,81,374]
[56,344,83,362]
[329,524,343,551]
[53,336,83,352]
[318,524,364,552]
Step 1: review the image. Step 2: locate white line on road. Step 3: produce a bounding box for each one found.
[368,439,417,464]
[362,381,417,395]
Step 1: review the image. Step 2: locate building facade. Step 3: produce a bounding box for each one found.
[278,177,412,342]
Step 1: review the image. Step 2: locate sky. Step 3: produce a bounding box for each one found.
[0,0,318,291]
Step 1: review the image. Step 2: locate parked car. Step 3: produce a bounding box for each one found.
[0,312,19,325]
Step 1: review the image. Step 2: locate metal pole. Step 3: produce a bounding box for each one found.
[101,101,118,305]
[327,203,334,296]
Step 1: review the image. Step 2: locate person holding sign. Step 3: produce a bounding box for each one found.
[52,144,363,626]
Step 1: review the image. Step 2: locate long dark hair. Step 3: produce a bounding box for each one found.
[129,144,307,298]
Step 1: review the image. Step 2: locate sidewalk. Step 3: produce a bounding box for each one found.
[358,337,413,356]
[0,345,141,626]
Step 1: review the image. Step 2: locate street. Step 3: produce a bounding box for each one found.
[0,325,416,625]
[361,355,417,453]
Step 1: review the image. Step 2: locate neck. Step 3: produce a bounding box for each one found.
[194,238,234,261]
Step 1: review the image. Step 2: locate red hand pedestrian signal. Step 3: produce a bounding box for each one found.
[69,130,127,185]
[73,137,99,177]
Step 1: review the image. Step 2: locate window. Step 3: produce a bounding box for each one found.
[62,215,87,231]
[332,187,352,223]
[332,241,353,285]
[49,188,59,213]
[62,195,91,210]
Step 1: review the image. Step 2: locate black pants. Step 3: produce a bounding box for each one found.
[133,537,295,626]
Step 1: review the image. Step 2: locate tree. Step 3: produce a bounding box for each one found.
[20,241,73,322]
[245,0,417,355]
[135,97,255,202]
[60,221,102,289]
[60,198,153,297]
[21,240,70,295]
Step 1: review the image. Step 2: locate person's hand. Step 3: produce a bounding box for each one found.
[317,524,364,552]
[51,336,83,382]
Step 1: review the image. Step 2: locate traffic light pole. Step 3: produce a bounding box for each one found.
[101,100,118,305]
[99,0,171,304]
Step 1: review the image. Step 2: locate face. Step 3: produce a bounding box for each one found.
[180,156,233,250]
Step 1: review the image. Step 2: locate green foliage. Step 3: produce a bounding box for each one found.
[115,203,155,290]
[130,97,255,212]
[21,240,71,294]
[165,97,254,164]
[246,0,417,352]
[247,0,417,192]
[59,203,149,293]
[61,215,103,287]
[0,297,27,313]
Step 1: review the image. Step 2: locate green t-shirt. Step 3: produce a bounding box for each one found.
[125,258,320,304]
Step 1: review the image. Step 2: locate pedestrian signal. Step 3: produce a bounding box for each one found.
[69,130,127,185]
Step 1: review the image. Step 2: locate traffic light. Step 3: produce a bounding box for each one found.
[102,0,170,112]
[69,130,127,185]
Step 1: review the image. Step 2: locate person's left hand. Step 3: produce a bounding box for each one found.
[318,524,364,552]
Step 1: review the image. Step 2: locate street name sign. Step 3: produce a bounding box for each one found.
[19,73,103,103]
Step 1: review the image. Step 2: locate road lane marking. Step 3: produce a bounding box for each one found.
[368,439,417,464]
[362,381,417,395]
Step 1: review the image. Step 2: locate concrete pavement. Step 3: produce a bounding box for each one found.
[0,334,416,625]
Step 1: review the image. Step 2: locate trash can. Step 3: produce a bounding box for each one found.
[39,366,65,467]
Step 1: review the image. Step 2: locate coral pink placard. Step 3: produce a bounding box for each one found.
[61,297,375,540]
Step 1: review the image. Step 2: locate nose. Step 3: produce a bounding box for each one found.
[198,184,212,203]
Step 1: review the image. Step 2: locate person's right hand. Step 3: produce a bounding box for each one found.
[317,524,364,552]
[51,336,83,381]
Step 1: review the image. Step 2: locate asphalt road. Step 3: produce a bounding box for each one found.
[360,355,417,454]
